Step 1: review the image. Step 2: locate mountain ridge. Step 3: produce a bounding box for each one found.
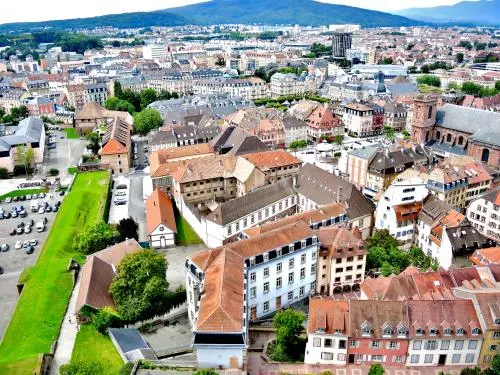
[0,0,423,33]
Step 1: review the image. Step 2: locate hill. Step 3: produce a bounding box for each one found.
[395,0,500,25]
[166,0,421,27]
[0,0,421,33]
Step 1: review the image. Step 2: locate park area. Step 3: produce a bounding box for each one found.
[0,171,111,374]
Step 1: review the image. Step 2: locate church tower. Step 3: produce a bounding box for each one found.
[412,95,438,144]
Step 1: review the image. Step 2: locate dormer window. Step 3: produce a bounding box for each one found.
[430,328,437,335]
[416,328,424,336]
[362,327,371,335]
[457,328,465,335]
[398,328,407,336]
[495,319,500,325]
[383,327,392,336]
[472,328,480,335]
[444,328,452,335]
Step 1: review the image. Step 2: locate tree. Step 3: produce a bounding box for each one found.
[73,221,119,255]
[139,88,158,110]
[368,364,384,375]
[272,308,305,361]
[333,134,344,146]
[289,140,307,152]
[92,307,121,334]
[379,57,393,65]
[110,249,170,322]
[367,229,400,250]
[114,81,123,99]
[104,97,135,114]
[60,360,104,375]
[121,89,141,112]
[193,370,219,375]
[11,106,29,121]
[133,108,163,135]
[384,126,395,140]
[417,75,441,88]
[0,107,5,121]
[491,355,500,375]
[86,132,100,155]
[15,145,35,177]
[117,217,139,241]
[456,52,464,64]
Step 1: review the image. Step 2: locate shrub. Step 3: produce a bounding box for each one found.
[193,370,219,375]
[92,307,121,334]
[368,364,384,375]
[0,167,8,179]
[49,168,59,176]
[118,362,134,375]
[60,360,104,375]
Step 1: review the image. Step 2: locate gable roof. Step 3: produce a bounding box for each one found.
[146,189,177,234]
[100,116,131,156]
[349,300,408,338]
[242,149,301,171]
[308,298,349,335]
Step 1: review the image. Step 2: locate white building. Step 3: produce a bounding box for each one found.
[146,189,176,248]
[375,174,429,246]
[466,189,500,242]
[407,300,483,366]
[142,44,168,60]
[305,298,349,365]
[270,72,315,98]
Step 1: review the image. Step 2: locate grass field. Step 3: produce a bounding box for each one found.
[64,127,79,139]
[0,188,48,201]
[174,210,202,246]
[0,171,111,374]
[70,325,123,375]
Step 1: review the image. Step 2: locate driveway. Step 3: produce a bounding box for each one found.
[129,174,147,242]
[158,244,206,290]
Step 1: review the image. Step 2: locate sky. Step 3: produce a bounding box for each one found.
[0,0,466,24]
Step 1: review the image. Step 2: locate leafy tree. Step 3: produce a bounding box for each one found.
[462,82,483,96]
[289,140,307,151]
[333,134,344,146]
[15,145,35,177]
[110,249,170,322]
[114,81,123,99]
[379,57,393,65]
[456,52,464,64]
[384,126,395,140]
[117,217,139,241]
[417,75,441,88]
[496,81,500,91]
[86,132,100,155]
[459,40,473,51]
[104,96,135,114]
[11,106,29,121]
[73,221,119,255]
[193,370,219,375]
[490,354,500,375]
[92,307,121,334]
[139,88,158,110]
[60,360,104,375]
[0,107,5,121]
[133,108,163,135]
[0,167,8,179]
[367,229,400,250]
[1,114,13,124]
[272,308,305,361]
[368,364,384,375]
[121,89,141,112]
[460,368,482,375]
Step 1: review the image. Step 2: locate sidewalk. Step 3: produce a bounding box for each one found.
[50,272,82,374]
[248,352,470,375]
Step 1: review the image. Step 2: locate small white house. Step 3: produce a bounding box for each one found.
[146,188,177,248]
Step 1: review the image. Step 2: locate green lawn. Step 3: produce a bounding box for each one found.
[174,210,202,246]
[70,325,123,375]
[0,171,111,374]
[64,127,79,139]
[0,188,48,201]
[67,167,77,175]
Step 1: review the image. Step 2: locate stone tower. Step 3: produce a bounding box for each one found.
[411,95,438,144]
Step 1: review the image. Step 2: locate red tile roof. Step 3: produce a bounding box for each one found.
[146,189,177,234]
[242,150,301,171]
[308,297,349,335]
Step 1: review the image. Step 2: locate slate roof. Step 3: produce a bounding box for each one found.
[211,126,269,156]
[206,178,296,225]
[2,117,44,148]
[108,328,157,361]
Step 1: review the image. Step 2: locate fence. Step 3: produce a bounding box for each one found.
[123,302,188,330]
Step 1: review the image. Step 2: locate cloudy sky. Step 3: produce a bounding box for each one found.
[0,0,465,24]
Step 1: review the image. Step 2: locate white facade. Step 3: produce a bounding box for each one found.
[467,196,500,242]
[284,124,308,146]
[149,223,175,248]
[375,177,429,245]
[407,337,482,366]
[142,44,168,60]
[305,333,348,365]
[247,239,318,319]
[196,346,244,369]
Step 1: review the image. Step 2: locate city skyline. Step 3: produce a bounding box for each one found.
[0,0,468,24]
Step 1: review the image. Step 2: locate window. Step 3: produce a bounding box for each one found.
[469,340,478,350]
[389,341,397,349]
[444,328,452,335]
[371,355,383,362]
[301,254,306,264]
[362,326,371,335]
[429,328,437,335]
[383,327,392,336]
[321,352,333,360]
[472,328,480,335]
[413,340,422,350]
[300,286,305,297]
[311,264,316,275]
[457,328,465,335]
[350,340,358,348]
[250,287,256,298]
[263,301,269,313]
[416,328,424,336]
[312,251,317,260]
[489,344,498,351]
[276,277,282,289]
[289,258,294,268]
[452,354,461,363]
[493,332,500,339]
[425,341,437,350]
[410,354,420,364]
[465,354,475,364]
[371,341,380,349]
[324,339,332,348]
[440,340,450,350]
[263,282,269,294]
[288,272,294,284]
[277,262,282,273]
[250,272,256,282]
[300,268,306,279]
[264,267,269,278]
[310,281,316,291]
[288,291,293,301]
[398,328,407,336]
[313,338,321,347]
[424,354,433,364]
[454,340,464,350]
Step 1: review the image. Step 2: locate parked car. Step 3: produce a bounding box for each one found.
[11,211,18,218]
[38,207,45,214]
[27,219,34,227]
[114,200,127,206]
[16,227,23,234]
[26,194,32,200]
[20,195,26,201]
[36,222,45,232]
[24,226,31,234]
[5,197,12,203]
[42,217,48,224]
[14,241,22,250]
[23,240,30,248]
[45,206,52,213]
[39,193,45,198]
[115,191,126,197]
[53,205,59,212]
[1,244,9,252]
[19,210,27,218]
[58,190,65,196]
[4,212,11,219]
[32,194,38,199]
[25,246,34,255]
[13,196,19,202]
[17,222,24,229]
[116,184,127,190]
[30,239,38,246]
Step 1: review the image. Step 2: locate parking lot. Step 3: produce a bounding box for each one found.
[132,139,149,171]
[0,189,63,338]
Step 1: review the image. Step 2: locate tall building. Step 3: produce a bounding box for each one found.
[332,33,352,58]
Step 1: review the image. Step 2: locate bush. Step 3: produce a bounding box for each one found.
[417,75,441,88]
[92,307,121,334]
[49,168,59,176]
[60,360,104,375]
[0,167,8,179]
[118,363,134,375]
[368,364,384,375]
[193,370,219,375]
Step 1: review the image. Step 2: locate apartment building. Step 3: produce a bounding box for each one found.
[407,300,483,366]
[426,162,469,210]
[66,84,87,111]
[306,105,343,143]
[269,72,315,98]
[343,103,374,137]
[375,173,429,247]
[185,221,320,368]
[241,150,302,184]
[193,77,268,100]
[316,227,366,295]
[99,116,132,175]
[467,189,500,241]
[142,44,168,60]
[283,116,308,146]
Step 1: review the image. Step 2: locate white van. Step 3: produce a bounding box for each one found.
[30,200,39,212]
[36,222,45,232]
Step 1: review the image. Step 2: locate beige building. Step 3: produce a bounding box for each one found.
[99,117,132,175]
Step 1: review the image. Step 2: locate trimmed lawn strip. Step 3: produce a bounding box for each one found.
[174,210,201,246]
[0,171,110,373]
[0,188,48,201]
[64,128,79,139]
[71,325,123,375]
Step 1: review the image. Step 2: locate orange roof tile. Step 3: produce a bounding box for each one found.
[146,189,177,234]
[308,297,349,335]
[470,247,500,266]
[100,138,128,155]
[242,149,301,171]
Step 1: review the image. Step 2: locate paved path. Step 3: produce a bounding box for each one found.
[50,272,82,374]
